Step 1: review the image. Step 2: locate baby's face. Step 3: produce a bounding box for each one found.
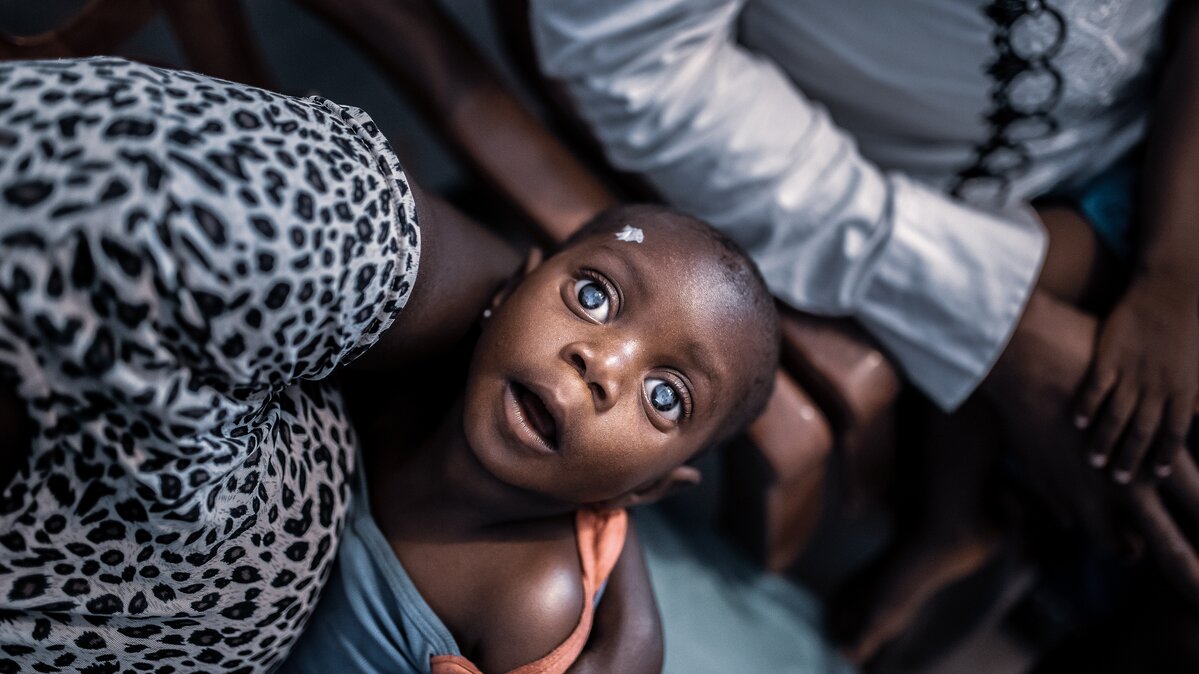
[464,218,761,504]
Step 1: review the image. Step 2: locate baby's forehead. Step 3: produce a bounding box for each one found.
[580,237,758,343]
[559,225,772,416]
[569,219,728,272]
[569,224,751,309]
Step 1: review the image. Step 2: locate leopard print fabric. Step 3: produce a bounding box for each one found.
[0,58,420,672]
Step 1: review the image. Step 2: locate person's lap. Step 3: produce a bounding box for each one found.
[827,156,1159,666]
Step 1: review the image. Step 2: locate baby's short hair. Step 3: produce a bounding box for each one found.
[562,205,780,443]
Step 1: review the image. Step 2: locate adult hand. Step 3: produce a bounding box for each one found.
[1131,452,1199,608]
[983,290,1199,607]
[1074,276,1199,482]
[984,291,1120,542]
[566,523,664,674]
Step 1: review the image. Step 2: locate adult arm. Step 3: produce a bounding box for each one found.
[1073,3,1199,480]
[348,184,522,371]
[0,59,512,486]
[567,522,664,674]
[986,289,1199,609]
[529,0,1046,410]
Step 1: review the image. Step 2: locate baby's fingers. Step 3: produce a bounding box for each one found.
[1110,393,1163,484]
[1148,394,1194,479]
[1087,381,1138,471]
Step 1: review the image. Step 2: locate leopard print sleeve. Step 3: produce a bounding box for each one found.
[0,57,419,458]
[0,58,419,672]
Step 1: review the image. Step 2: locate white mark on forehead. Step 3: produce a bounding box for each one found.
[614,225,644,243]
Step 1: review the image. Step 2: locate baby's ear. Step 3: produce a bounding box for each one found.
[600,465,702,510]
[521,247,545,275]
[488,247,544,313]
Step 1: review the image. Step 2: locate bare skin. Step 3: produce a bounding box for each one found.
[830,394,1006,665]
[835,17,1199,639]
[347,184,523,372]
[1073,4,1199,482]
[565,526,663,674]
[835,9,1199,662]
[350,206,775,672]
[981,3,1199,599]
[2,185,767,671]
[361,396,588,670]
[351,391,664,674]
[837,197,1199,665]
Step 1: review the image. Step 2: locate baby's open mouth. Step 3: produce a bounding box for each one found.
[512,382,558,451]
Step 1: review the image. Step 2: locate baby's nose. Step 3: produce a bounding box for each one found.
[562,339,638,411]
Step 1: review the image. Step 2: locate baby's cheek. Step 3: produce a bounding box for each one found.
[598,440,668,488]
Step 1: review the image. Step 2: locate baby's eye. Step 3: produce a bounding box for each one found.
[574,279,610,322]
[644,377,682,422]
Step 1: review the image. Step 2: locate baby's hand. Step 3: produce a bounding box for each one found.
[1075,276,1199,482]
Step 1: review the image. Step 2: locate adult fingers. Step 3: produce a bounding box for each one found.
[1110,393,1163,484]
[1058,461,1124,553]
[1075,363,1118,437]
[1087,380,1138,470]
[1131,486,1199,610]
[1148,393,1193,479]
[1163,452,1199,522]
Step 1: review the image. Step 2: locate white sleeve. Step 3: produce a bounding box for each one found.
[530,0,1047,410]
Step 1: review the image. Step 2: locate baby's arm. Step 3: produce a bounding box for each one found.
[1074,5,1199,481]
[567,523,664,674]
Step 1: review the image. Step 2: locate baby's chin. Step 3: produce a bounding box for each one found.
[460,415,641,507]
[457,375,561,495]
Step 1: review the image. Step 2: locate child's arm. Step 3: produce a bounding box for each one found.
[1074,6,1199,482]
[567,523,664,674]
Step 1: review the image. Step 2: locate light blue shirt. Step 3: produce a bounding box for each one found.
[278,463,462,674]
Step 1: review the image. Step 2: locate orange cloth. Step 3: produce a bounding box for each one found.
[430,508,629,674]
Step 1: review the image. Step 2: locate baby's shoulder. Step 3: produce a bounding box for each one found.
[492,533,584,622]
[467,525,584,670]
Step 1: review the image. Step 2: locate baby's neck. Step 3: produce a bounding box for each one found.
[363,395,575,538]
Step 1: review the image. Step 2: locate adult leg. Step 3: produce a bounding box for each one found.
[831,205,1121,666]
[831,394,1006,666]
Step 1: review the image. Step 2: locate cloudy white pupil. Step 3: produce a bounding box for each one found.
[651,382,678,411]
[578,282,606,310]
